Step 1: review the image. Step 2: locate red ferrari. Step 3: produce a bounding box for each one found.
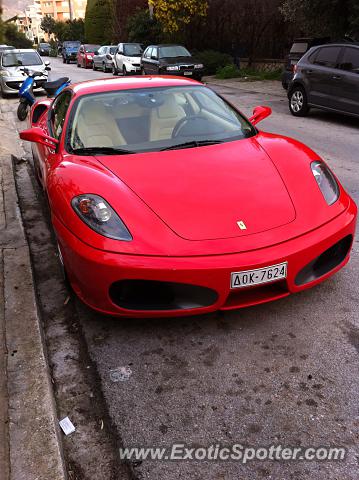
[19,76,357,317]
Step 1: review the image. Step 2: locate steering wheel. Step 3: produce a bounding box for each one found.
[172,115,210,138]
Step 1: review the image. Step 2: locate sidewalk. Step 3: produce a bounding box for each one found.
[0,99,66,480]
[204,75,284,97]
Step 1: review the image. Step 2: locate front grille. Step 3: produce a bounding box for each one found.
[5,81,22,90]
[221,281,289,310]
[109,280,218,311]
[179,64,194,71]
[132,63,141,67]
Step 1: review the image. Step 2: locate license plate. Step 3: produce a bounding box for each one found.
[184,71,193,76]
[231,262,287,289]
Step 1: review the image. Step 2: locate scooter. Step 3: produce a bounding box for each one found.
[17,68,71,121]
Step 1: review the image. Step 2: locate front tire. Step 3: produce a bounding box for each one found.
[93,62,97,71]
[289,86,309,117]
[63,57,66,64]
[17,102,28,121]
[77,62,81,68]
[112,65,118,76]
[103,62,107,73]
[122,66,127,76]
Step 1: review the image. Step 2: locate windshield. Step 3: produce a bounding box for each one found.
[159,46,191,59]
[290,42,308,54]
[64,42,80,48]
[85,45,99,53]
[68,86,255,154]
[123,44,143,56]
[2,51,42,67]
[40,43,50,48]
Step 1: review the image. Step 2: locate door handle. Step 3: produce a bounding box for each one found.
[332,75,341,80]
[306,69,313,74]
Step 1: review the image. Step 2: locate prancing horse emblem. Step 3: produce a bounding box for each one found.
[237,220,247,230]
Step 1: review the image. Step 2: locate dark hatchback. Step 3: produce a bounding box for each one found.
[288,43,359,118]
[141,44,204,81]
[281,37,331,89]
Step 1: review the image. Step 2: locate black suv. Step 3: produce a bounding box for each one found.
[141,44,204,81]
[288,43,359,118]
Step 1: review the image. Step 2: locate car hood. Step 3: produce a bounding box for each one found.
[3,65,45,77]
[160,56,195,65]
[96,138,296,241]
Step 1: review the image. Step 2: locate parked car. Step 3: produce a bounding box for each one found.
[0,45,15,54]
[281,38,331,89]
[77,44,100,69]
[93,45,117,72]
[288,43,359,118]
[112,43,144,76]
[62,41,81,64]
[141,44,204,80]
[38,42,51,56]
[19,77,357,317]
[0,49,49,97]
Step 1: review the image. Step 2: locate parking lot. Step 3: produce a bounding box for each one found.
[9,57,359,479]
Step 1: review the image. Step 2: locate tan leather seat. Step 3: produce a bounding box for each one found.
[149,95,186,141]
[76,101,126,148]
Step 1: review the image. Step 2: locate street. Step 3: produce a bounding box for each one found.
[12,57,359,479]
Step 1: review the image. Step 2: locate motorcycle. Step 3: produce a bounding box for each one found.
[17,68,71,121]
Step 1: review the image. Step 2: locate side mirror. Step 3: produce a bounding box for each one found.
[94,50,99,55]
[249,106,271,126]
[44,60,50,66]
[45,65,51,71]
[20,127,59,149]
[151,55,158,60]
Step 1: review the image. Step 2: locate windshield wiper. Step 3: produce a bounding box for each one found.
[70,146,135,156]
[161,140,224,151]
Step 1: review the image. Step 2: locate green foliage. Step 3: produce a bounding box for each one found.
[194,50,233,75]
[280,0,359,38]
[127,9,163,44]
[85,0,113,44]
[4,23,33,48]
[54,19,85,42]
[40,15,57,35]
[215,65,282,81]
[215,64,241,79]
[0,8,4,44]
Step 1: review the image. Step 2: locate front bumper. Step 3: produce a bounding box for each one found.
[54,200,357,318]
[162,68,203,80]
[1,75,48,94]
[124,62,142,74]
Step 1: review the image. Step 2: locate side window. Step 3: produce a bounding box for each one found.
[339,47,359,73]
[98,47,103,54]
[145,47,153,59]
[313,47,341,68]
[50,92,72,139]
[152,47,158,59]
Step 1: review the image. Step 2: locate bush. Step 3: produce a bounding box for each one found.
[194,50,233,75]
[127,9,163,45]
[215,64,241,79]
[215,65,283,81]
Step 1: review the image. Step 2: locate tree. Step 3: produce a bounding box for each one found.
[112,0,148,42]
[40,15,57,36]
[84,0,114,44]
[53,19,85,41]
[4,23,33,48]
[0,8,4,44]
[127,9,163,44]
[280,0,359,38]
[148,0,208,34]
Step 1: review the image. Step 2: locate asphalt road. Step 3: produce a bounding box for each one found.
[30,57,359,479]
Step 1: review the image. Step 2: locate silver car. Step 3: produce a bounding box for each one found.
[0,49,49,97]
[92,45,117,72]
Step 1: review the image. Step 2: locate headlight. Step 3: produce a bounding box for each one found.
[72,194,132,241]
[166,65,180,71]
[311,161,339,205]
[194,63,204,69]
[86,55,92,60]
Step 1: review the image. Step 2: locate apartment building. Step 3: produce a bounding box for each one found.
[15,0,43,42]
[39,0,87,20]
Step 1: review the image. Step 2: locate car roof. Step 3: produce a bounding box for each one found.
[2,49,38,53]
[70,76,201,96]
[148,44,186,48]
[311,42,359,49]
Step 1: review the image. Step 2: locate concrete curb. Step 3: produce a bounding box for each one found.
[0,99,67,480]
